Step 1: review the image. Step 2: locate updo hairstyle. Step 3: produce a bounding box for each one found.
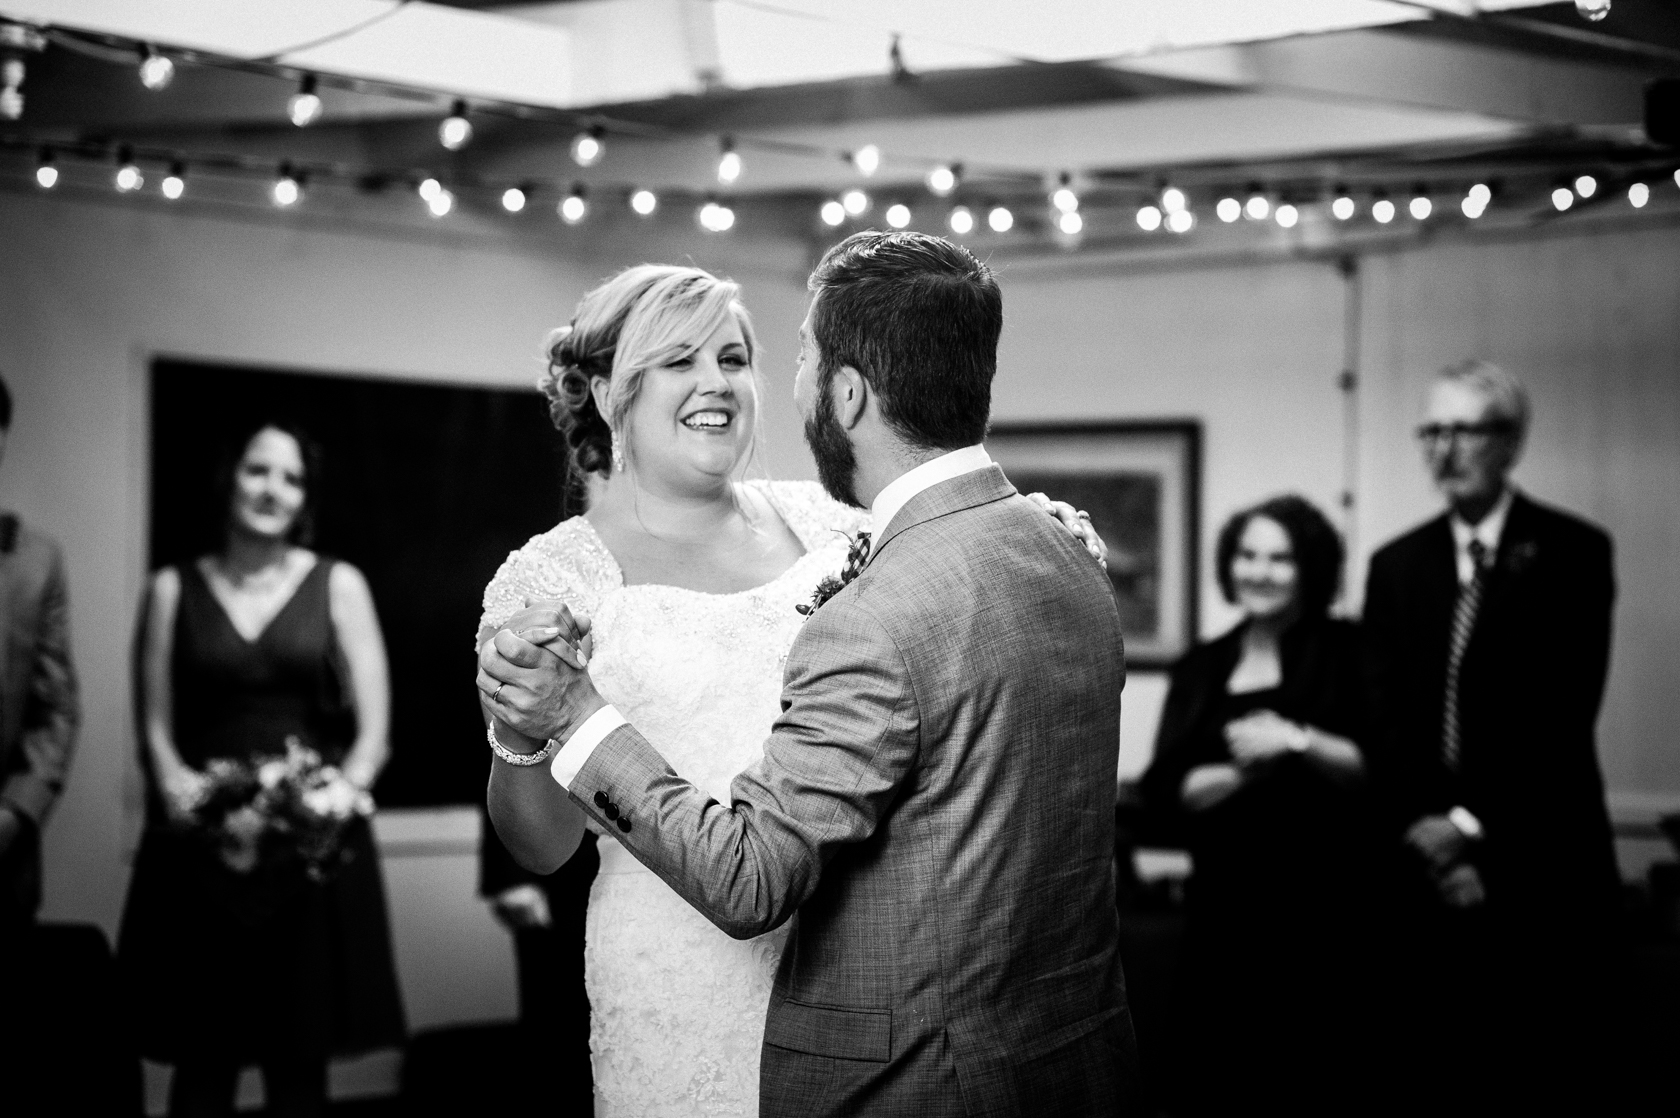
[541,264,759,478]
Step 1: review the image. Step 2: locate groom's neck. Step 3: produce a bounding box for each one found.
[852,436,943,511]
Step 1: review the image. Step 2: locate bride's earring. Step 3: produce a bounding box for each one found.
[611,429,626,473]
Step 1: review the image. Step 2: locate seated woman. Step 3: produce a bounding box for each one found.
[1141,494,1377,1117]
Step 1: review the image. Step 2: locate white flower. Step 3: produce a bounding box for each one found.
[257,760,288,789]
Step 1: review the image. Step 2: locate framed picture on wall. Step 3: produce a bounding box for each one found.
[985,421,1200,669]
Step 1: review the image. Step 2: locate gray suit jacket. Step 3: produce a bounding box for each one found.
[569,467,1137,1117]
[0,515,79,921]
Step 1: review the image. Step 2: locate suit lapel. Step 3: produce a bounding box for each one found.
[867,465,1017,569]
[1476,492,1539,634]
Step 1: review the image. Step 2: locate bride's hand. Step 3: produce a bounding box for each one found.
[478,607,606,744]
[1025,492,1109,570]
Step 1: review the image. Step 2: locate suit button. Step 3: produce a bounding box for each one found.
[617,816,632,834]
[593,791,608,809]
[603,802,619,821]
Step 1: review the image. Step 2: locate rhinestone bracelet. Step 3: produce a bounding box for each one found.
[487,721,558,767]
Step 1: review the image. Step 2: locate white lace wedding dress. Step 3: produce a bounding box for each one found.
[480,479,866,1117]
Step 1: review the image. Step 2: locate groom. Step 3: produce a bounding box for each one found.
[481,231,1138,1116]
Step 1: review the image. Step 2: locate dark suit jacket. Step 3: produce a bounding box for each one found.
[568,467,1137,1118]
[0,515,79,922]
[1362,492,1618,918]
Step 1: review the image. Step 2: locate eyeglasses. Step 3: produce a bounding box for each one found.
[1415,421,1516,445]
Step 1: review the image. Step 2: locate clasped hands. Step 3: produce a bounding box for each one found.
[477,599,606,753]
[1223,709,1310,770]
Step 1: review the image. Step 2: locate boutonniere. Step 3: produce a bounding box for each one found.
[1504,539,1539,575]
[797,531,872,619]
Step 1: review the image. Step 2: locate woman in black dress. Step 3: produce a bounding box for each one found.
[1141,495,1376,1116]
[119,422,404,1117]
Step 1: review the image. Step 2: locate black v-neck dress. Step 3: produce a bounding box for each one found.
[117,559,406,1062]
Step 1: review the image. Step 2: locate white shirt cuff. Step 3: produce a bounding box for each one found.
[549,705,627,790]
[1447,805,1484,841]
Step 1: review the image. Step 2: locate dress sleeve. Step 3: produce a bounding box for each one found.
[766,479,869,544]
[476,526,597,644]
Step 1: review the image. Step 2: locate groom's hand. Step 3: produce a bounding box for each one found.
[477,605,607,745]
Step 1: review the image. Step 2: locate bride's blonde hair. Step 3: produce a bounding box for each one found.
[541,265,762,479]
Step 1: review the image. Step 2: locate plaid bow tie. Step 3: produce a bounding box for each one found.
[797,531,872,618]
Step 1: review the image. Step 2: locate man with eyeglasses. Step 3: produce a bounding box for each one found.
[1362,359,1618,1110]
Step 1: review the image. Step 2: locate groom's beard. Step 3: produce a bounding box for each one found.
[804,382,863,510]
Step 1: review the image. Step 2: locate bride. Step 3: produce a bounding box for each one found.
[477,263,1102,1116]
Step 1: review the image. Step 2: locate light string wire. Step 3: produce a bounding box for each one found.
[250,0,418,63]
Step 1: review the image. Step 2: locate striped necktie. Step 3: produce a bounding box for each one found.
[1440,539,1489,773]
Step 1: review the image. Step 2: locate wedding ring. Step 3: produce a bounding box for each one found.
[492,682,505,704]
[1076,509,1091,520]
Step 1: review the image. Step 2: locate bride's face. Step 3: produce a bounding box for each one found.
[623,314,756,487]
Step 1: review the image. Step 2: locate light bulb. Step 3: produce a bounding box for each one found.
[1136,205,1162,232]
[418,178,443,203]
[988,206,1013,233]
[1573,174,1597,198]
[1574,0,1611,21]
[1245,194,1270,221]
[1,57,23,122]
[820,200,846,226]
[1628,182,1649,208]
[842,189,869,216]
[570,128,604,167]
[139,50,174,91]
[1052,187,1079,214]
[698,201,734,232]
[427,189,454,218]
[440,102,472,150]
[1674,169,1680,189]
[630,189,658,216]
[1372,198,1395,224]
[560,190,587,224]
[35,153,56,190]
[927,165,957,197]
[1331,194,1356,221]
[272,174,301,207]
[1461,196,1485,220]
[115,163,143,192]
[852,144,880,176]
[1057,211,1083,236]
[1467,183,1492,206]
[1552,187,1573,212]
[1409,195,1432,220]
[1216,197,1241,223]
[1167,208,1194,234]
[948,206,975,235]
[502,187,527,213]
[1161,187,1186,214]
[288,77,322,127]
[885,203,911,229]
[162,164,185,200]
[1275,203,1299,229]
[717,146,742,185]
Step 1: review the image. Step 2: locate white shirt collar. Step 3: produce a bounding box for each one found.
[868,445,993,540]
[1448,484,1515,585]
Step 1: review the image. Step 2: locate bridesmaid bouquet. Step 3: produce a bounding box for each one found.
[189,735,375,880]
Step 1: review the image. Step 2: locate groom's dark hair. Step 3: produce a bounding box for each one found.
[808,231,1001,451]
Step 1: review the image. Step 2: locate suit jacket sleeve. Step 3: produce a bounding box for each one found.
[3,543,79,825]
[567,598,918,941]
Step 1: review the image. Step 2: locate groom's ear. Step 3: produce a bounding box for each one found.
[832,365,868,430]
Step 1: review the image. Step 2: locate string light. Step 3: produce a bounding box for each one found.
[0,55,24,121]
[161,161,185,200]
[927,164,958,197]
[1136,204,1163,232]
[570,126,604,167]
[115,147,143,192]
[288,75,323,127]
[1244,188,1270,221]
[1275,203,1299,228]
[1216,197,1241,223]
[1674,169,1680,189]
[1331,186,1355,221]
[559,186,587,224]
[1573,174,1597,199]
[1166,208,1194,234]
[1462,182,1490,219]
[987,205,1013,233]
[717,139,741,185]
[418,177,443,203]
[35,150,56,189]
[1161,186,1187,214]
[630,188,658,216]
[427,187,454,217]
[1409,188,1432,220]
[885,203,911,229]
[1057,211,1083,236]
[1551,186,1574,211]
[1628,182,1649,208]
[1372,195,1395,224]
[1052,173,1079,214]
[1575,0,1611,21]
[439,100,472,150]
[501,187,527,213]
[948,206,975,235]
[272,165,302,207]
[820,200,846,226]
[697,200,734,232]
[138,47,174,90]
[851,144,881,176]
[841,189,869,216]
